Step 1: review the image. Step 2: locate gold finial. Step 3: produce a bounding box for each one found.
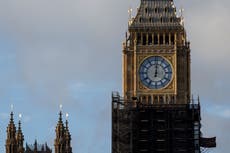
[59,104,63,111]
[128,8,133,19]
[19,113,22,119]
[66,113,69,119]
[179,8,185,17]
[10,104,14,112]
[179,7,185,26]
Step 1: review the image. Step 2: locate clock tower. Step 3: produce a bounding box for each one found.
[122,0,190,104]
[113,1,216,153]
[112,0,218,153]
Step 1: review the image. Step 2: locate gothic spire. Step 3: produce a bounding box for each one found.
[59,111,63,122]
[6,111,17,153]
[34,139,38,152]
[65,114,72,153]
[16,116,25,153]
[54,108,66,153]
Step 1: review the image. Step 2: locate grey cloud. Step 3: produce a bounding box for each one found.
[201,113,230,153]
[0,0,229,153]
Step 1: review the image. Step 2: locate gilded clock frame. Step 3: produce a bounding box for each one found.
[136,53,176,94]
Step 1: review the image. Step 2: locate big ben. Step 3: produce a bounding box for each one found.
[122,0,190,104]
[112,0,216,153]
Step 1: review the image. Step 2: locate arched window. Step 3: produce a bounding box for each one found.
[165,34,169,44]
[154,34,158,45]
[159,96,164,104]
[137,33,141,45]
[139,17,142,23]
[171,34,175,44]
[148,34,152,45]
[149,18,152,23]
[143,96,146,104]
[160,35,164,44]
[154,96,158,103]
[148,96,152,104]
[143,34,147,45]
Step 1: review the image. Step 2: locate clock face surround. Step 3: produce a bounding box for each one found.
[139,56,173,89]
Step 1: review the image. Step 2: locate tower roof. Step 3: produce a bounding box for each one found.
[129,0,183,30]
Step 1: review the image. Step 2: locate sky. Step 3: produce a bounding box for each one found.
[0,0,229,153]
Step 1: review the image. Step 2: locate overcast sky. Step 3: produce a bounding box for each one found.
[0,0,229,153]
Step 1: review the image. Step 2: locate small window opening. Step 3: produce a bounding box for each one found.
[154,35,158,45]
[171,35,175,44]
[145,8,148,13]
[137,33,141,45]
[160,35,163,44]
[143,34,147,45]
[159,96,164,104]
[154,96,158,103]
[139,17,142,23]
[148,35,152,45]
[165,35,169,44]
[171,96,175,104]
[166,96,169,104]
[165,8,168,13]
[143,96,146,103]
[148,96,152,104]
[149,18,152,22]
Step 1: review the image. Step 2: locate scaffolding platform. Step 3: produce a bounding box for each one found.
[112,92,201,153]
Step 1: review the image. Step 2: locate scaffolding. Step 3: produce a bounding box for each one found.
[112,92,201,153]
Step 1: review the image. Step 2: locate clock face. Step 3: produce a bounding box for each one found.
[139,56,173,89]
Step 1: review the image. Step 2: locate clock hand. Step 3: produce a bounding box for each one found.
[154,63,158,78]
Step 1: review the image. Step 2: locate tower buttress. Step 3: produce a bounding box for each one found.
[34,140,38,153]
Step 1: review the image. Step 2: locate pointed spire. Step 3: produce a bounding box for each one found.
[65,113,69,131]
[55,108,72,153]
[59,104,63,122]
[6,108,17,153]
[34,139,38,151]
[198,95,200,107]
[16,113,25,153]
[10,111,14,122]
[55,107,66,153]
[41,144,44,151]
[18,120,21,131]
[7,110,16,137]
[59,111,63,122]
[10,104,14,121]
[64,113,72,153]
[18,114,22,131]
